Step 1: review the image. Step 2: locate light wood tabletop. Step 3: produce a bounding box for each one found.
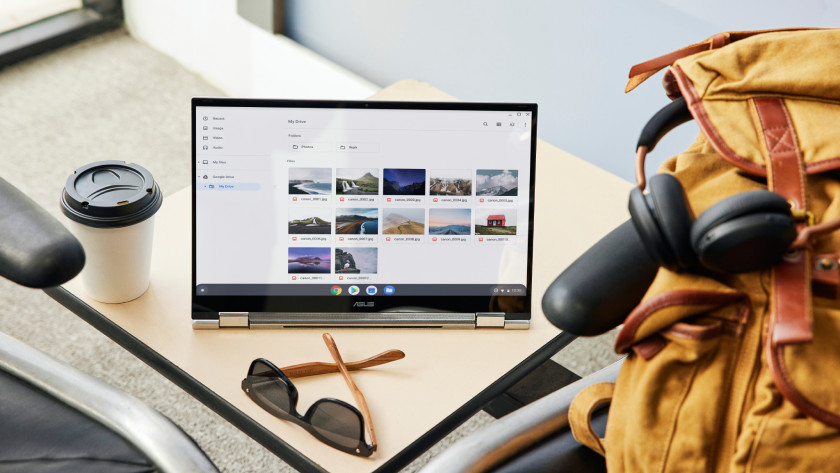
[51,80,632,472]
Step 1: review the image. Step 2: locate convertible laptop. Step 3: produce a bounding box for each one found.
[192,98,537,329]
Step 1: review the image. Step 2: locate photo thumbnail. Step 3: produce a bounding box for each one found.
[289,168,332,195]
[288,208,332,234]
[429,208,471,235]
[476,169,518,197]
[383,168,426,195]
[336,168,379,195]
[335,208,378,235]
[475,208,517,235]
[335,247,378,274]
[429,169,472,196]
[288,247,331,274]
[382,208,425,235]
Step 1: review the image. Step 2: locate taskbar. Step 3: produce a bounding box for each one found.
[195,283,526,297]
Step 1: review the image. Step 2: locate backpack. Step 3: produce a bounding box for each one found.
[565,28,840,471]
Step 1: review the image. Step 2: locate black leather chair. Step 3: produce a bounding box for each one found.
[418,360,619,473]
[0,176,219,473]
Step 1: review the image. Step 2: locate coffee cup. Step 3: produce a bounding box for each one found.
[60,161,163,303]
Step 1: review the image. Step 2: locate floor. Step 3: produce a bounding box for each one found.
[0,0,80,34]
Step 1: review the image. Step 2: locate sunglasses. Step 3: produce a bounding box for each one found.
[242,333,405,456]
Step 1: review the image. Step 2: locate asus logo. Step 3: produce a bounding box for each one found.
[353,301,374,308]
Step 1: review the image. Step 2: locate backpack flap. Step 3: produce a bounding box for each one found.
[664,29,840,179]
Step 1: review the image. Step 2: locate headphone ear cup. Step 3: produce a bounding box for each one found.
[629,186,672,267]
[647,174,696,270]
[628,174,695,271]
[691,191,796,273]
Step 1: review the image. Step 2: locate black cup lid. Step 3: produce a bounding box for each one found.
[61,160,163,228]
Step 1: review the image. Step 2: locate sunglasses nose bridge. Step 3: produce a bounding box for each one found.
[248,359,299,394]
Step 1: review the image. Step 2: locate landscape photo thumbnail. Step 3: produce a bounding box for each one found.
[382,208,425,235]
[429,170,472,196]
[335,247,378,274]
[336,168,379,195]
[476,169,518,196]
[288,247,331,273]
[383,168,426,195]
[429,208,471,235]
[474,209,517,235]
[289,168,332,195]
[288,208,332,234]
[335,208,378,234]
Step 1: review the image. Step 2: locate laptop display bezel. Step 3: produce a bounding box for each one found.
[191,97,538,321]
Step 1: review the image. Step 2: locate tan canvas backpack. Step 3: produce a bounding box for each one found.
[567,28,840,471]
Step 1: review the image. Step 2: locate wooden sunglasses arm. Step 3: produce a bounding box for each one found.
[322,333,377,450]
[280,349,405,379]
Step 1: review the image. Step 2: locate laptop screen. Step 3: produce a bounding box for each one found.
[192,98,537,319]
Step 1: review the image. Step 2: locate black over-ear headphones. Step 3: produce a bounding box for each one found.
[543,97,800,336]
[628,97,797,274]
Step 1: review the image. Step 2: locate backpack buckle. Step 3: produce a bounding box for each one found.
[791,208,816,227]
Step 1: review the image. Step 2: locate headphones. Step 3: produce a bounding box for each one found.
[628,97,797,274]
[543,96,804,335]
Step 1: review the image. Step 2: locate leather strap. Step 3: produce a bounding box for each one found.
[755,97,813,344]
[626,28,824,94]
[631,334,667,360]
[770,251,813,344]
[569,382,614,456]
[626,34,729,93]
[755,98,807,211]
[755,99,840,427]
[615,289,749,354]
[767,341,840,428]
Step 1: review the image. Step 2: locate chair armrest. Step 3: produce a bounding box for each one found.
[0,331,218,472]
[542,219,658,336]
[420,360,623,473]
[0,176,84,288]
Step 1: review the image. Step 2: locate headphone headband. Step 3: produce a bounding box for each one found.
[634,96,692,191]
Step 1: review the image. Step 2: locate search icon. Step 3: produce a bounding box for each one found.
[482,122,488,126]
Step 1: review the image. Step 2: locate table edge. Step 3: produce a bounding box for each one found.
[44,286,327,473]
[45,285,573,473]
[373,331,575,473]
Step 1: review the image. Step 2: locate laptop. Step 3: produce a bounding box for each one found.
[192,98,537,329]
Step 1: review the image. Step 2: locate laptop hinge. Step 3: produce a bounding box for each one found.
[504,319,530,330]
[192,319,220,330]
[247,312,476,329]
[475,312,506,328]
[219,312,250,328]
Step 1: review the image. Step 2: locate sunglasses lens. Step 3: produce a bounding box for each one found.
[310,401,363,449]
[248,360,292,415]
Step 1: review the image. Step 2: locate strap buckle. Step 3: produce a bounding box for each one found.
[791,207,816,227]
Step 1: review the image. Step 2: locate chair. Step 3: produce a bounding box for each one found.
[0,176,219,473]
[419,360,622,473]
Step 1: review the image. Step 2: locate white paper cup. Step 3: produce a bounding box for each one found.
[61,161,163,303]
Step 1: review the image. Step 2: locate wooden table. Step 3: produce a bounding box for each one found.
[46,80,632,472]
